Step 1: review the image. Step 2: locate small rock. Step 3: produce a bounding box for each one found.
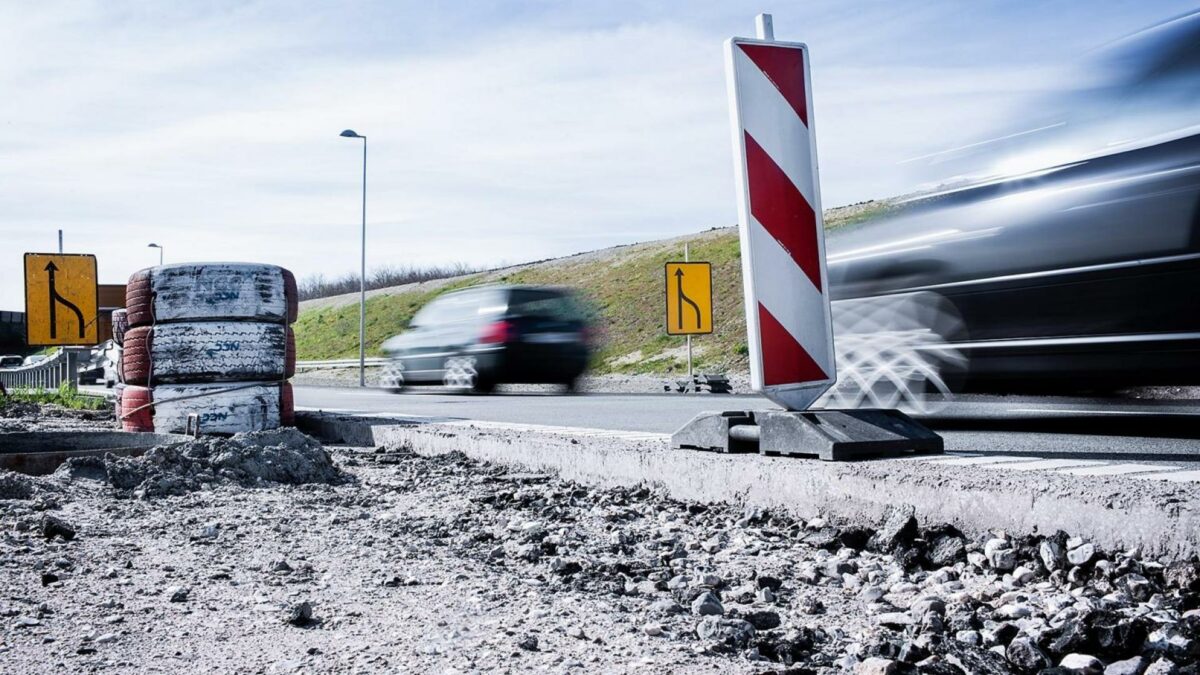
[928,532,966,567]
[876,612,914,629]
[1143,659,1177,675]
[643,623,664,637]
[40,572,58,586]
[691,591,724,616]
[1007,637,1053,671]
[870,505,918,552]
[1011,566,1036,585]
[755,575,782,591]
[995,603,1033,620]
[695,617,755,648]
[649,598,684,616]
[1041,538,1068,571]
[41,515,75,541]
[1059,653,1104,675]
[857,657,902,675]
[743,610,781,630]
[271,560,293,573]
[1164,561,1200,591]
[956,630,981,646]
[859,586,885,603]
[1068,543,1096,566]
[95,632,118,644]
[286,601,313,626]
[167,586,189,603]
[517,635,538,651]
[910,596,945,620]
[1104,656,1148,675]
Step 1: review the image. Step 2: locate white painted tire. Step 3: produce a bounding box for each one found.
[122,322,292,385]
[148,382,288,434]
[126,263,297,328]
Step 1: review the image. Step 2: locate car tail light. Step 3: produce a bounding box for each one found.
[480,320,513,344]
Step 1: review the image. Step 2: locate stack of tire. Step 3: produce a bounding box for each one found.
[119,263,298,435]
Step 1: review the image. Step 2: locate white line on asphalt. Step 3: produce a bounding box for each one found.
[1009,408,1196,416]
[933,456,1045,466]
[1130,470,1200,482]
[1059,463,1181,476]
[985,459,1107,472]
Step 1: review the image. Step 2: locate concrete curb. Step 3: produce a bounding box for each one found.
[297,411,1200,559]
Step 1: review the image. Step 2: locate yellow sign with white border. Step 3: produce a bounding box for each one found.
[665,261,713,335]
[24,253,99,346]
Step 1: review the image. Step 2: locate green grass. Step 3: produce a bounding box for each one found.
[295,201,895,376]
[3,382,108,411]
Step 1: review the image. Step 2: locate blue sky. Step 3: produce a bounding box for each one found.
[0,0,1194,310]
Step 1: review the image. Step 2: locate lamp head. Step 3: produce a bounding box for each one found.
[340,129,363,138]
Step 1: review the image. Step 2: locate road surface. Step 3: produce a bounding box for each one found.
[293,385,1200,464]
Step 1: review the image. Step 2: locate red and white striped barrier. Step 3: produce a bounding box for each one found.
[726,35,835,411]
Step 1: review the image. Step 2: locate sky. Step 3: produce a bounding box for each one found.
[0,0,1195,310]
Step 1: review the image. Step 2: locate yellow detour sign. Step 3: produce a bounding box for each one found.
[24,253,99,346]
[665,262,713,335]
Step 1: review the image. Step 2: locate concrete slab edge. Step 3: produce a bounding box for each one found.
[297,412,1199,560]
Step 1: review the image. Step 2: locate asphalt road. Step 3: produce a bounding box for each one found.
[293,385,1200,464]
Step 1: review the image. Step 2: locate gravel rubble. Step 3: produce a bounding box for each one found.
[0,409,1197,672]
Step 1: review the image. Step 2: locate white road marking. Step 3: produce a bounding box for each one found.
[933,456,1043,466]
[1060,463,1180,476]
[1009,408,1196,416]
[1130,470,1200,482]
[984,458,1107,472]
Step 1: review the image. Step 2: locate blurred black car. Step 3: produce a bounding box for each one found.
[380,285,592,393]
[0,355,22,369]
[825,11,1200,394]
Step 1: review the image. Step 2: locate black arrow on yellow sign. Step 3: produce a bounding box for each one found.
[44,261,86,340]
[674,267,703,331]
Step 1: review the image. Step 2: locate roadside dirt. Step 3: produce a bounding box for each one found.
[1,415,1197,673]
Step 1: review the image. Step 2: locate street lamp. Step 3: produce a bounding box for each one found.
[340,129,368,387]
[147,243,163,266]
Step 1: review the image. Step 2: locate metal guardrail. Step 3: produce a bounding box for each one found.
[296,357,388,370]
[0,349,81,391]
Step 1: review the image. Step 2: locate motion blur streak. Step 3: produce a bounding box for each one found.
[824,10,1200,398]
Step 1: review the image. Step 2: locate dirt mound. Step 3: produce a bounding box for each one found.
[0,470,38,500]
[67,428,351,498]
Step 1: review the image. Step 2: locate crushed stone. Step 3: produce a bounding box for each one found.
[57,428,352,498]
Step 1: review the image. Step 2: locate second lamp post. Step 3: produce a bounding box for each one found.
[340,129,368,388]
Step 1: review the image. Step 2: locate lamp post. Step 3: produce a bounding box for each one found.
[147,243,163,266]
[340,129,368,387]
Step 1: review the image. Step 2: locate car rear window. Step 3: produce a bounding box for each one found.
[412,289,505,326]
[506,289,583,321]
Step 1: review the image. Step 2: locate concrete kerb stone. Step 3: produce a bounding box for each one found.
[296,411,1200,559]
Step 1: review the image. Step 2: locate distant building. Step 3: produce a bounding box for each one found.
[0,311,25,354]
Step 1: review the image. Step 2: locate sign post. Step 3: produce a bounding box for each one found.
[670,14,942,460]
[23,253,99,347]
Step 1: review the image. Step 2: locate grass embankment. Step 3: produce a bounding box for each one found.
[2,383,108,411]
[294,201,893,376]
